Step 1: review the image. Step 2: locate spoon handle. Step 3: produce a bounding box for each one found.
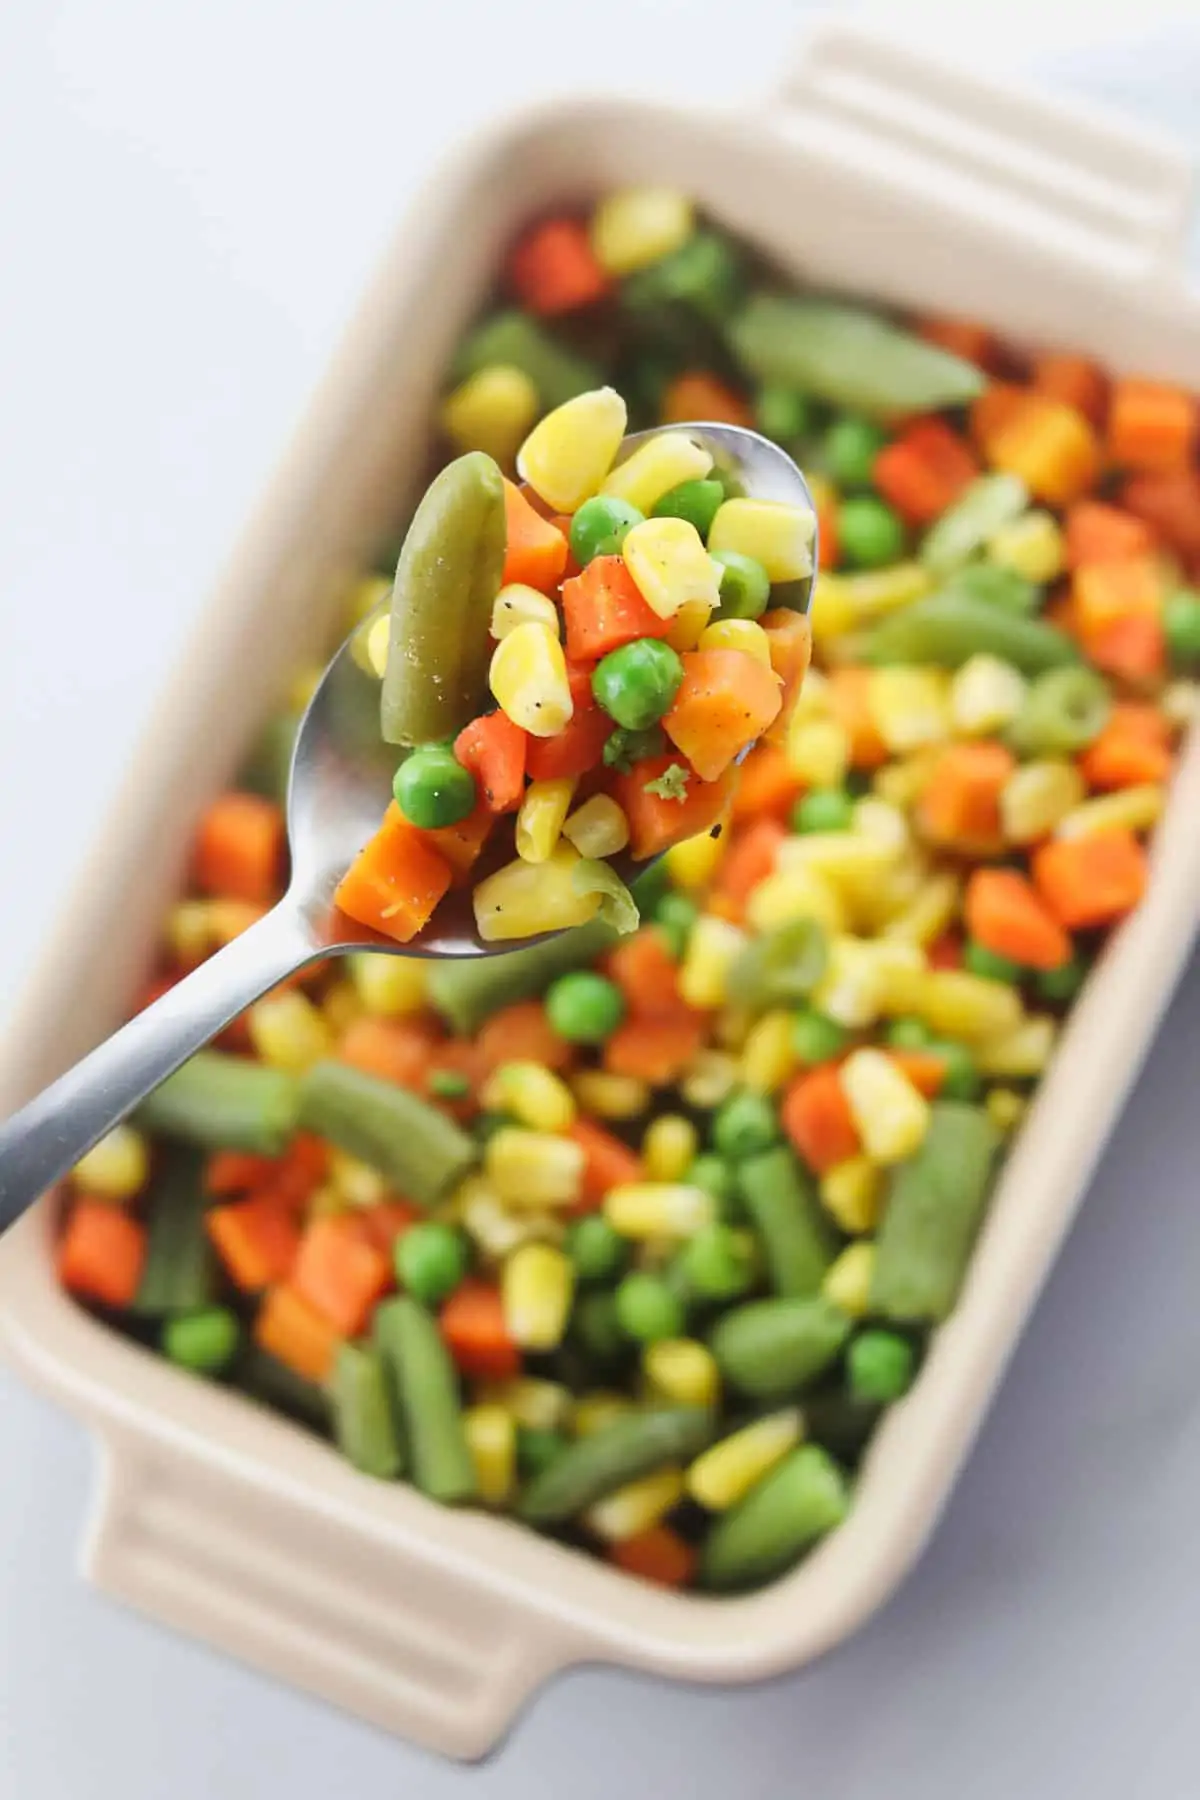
[0,900,318,1233]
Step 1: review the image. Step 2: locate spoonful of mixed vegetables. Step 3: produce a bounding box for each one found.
[0,391,816,1231]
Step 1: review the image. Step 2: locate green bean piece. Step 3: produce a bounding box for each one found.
[1006,666,1111,756]
[871,1103,1000,1323]
[162,1308,242,1376]
[700,1446,851,1592]
[238,709,300,806]
[864,593,1078,674]
[517,1426,570,1480]
[381,452,507,747]
[730,917,828,1013]
[711,1296,851,1399]
[919,474,1028,576]
[518,1406,715,1524]
[736,1147,837,1298]
[373,1297,477,1504]
[332,1342,405,1480]
[298,1062,476,1207]
[621,232,744,329]
[135,1052,301,1156]
[428,916,621,1034]
[730,296,985,420]
[236,1345,333,1435]
[132,1150,215,1316]
[940,561,1039,616]
[453,310,600,409]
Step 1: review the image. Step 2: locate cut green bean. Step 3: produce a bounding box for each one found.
[428,916,620,1034]
[162,1307,241,1375]
[298,1062,476,1207]
[381,451,507,747]
[133,1150,217,1317]
[711,1296,851,1399]
[135,1052,301,1156]
[736,1147,837,1298]
[730,918,828,1013]
[940,562,1039,616]
[870,1103,1000,1323]
[332,1341,405,1479]
[237,1345,333,1434]
[374,1297,476,1504]
[1006,666,1111,756]
[518,1406,715,1524]
[864,593,1079,674]
[920,474,1028,576]
[700,1445,851,1591]
[454,310,600,409]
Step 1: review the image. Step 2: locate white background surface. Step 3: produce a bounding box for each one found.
[3,2,1200,1793]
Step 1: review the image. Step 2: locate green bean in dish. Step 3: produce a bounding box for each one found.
[55,181,1197,1597]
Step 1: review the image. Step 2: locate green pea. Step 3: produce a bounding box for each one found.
[1165,588,1200,666]
[676,1222,755,1302]
[712,1090,779,1160]
[393,744,476,829]
[614,1272,686,1344]
[394,1221,468,1306]
[428,1069,471,1100]
[710,549,771,620]
[754,385,812,445]
[545,970,626,1044]
[654,891,699,958]
[685,1153,738,1209]
[569,495,644,567]
[1035,953,1089,1003]
[792,787,854,834]
[592,637,684,731]
[567,1215,628,1284]
[1007,666,1111,757]
[885,1016,936,1051]
[517,1426,569,1479]
[847,1329,916,1403]
[963,940,1023,984]
[652,478,725,539]
[572,1289,627,1364]
[838,496,906,569]
[932,1040,982,1103]
[792,1009,850,1066]
[822,416,888,490]
[162,1307,241,1375]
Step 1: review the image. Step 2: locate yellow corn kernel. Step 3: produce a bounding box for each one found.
[786,714,851,787]
[320,979,363,1036]
[491,582,560,641]
[868,666,952,753]
[517,386,627,512]
[455,1176,563,1259]
[623,516,722,620]
[571,1392,634,1437]
[740,1010,797,1095]
[516,776,575,863]
[489,620,573,737]
[481,1061,576,1134]
[585,1466,685,1542]
[662,596,714,652]
[822,1242,876,1317]
[166,898,263,965]
[679,1049,739,1110]
[478,1378,570,1432]
[975,1015,1057,1077]
[563,793,629,858]
[777,831,899,894]
[698,618,774,666]
[72,1124,149,1202]
[882,871,962,947]
[591,187,694,275]
[1056,784,1165,840]
[678,914,748,1009]
[643,1338,720,1408]
[1161,679,1200,733]
[1000,759,1087,844]
[810,577,858,647]
[485,1127,585,1209]
[328,1150,389,1209]
[570,1070,651,1123]
[642,1115,699,1183]
[686,1410,803,1511]
[872,747,942,810]
[840,1047,930,1164]
[986,509,1064,583]
[349,617,380,674]
[789,663,831,722]
[811,935,888,1029]
[474,844,599,942]
[883,968,1023,1041]
[342,571,392,631]
[745,866,846,938]
[363,614,390,679]
[708,498,815,584]
[665,827,726,890]
[247,990,333,1073]
[950,653,1028,736]
[838,562,935,620]
[502,1242,575,1350]
[347,952,427,1017]
[819,1156,884,1234]
[986,1087,1027,1132]
[463,1404,517,1507]
[852,796,911,854]
[440,364,540,467]
[854,853,926,934]
[601,430,712,512]
[605,1183,715,1240]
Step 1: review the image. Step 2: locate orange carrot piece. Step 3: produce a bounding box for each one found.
[887,1050,947,1100]
[570,1118,644,1209]
[826,667,889,769]
[604,1016,707,1086]
[1064,500,1155,570]
[454,710,528,815]
[58,1200,146,1308]
[337,1015,439,1088]
[613,755,734,862]
[1079,704,1173,790]
[526,663,613,781]
[206,1196,300,1291]
[660,371,753,429]
[916,740,1015,852]
[730,742,802,824]
[502,479,569,592]
[1032,828,1149,930]
[781,1065,860,1175]
[419,798,495,881]
[561,554,671,663]
[440,1279,521,1381]
[916,316,996,366]
[334,806,453,945]
[506,216,610,316]
[872,417,978,525]
[1031,352,1108,426]
[291,1215,393,1338]
[476,1000,573,1073]
[255,1284,340,1384]
[193,792,284,904]
[272,1133,331,1206]
[759,607,812,747]
[611,1525,697,1588]
[204,1150,279,1197]
[663,648,783,781]
[964,868,1073,971]
[713,817,786,918]
[1072,557,1165,684]
[605,926,687,1021]
[1107,378,1197,474]
[976,390,1099,506]
[1120,471,1200,564]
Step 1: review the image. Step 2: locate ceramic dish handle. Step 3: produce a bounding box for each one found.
[86,1427,569,1760]
[778,21,1197,281]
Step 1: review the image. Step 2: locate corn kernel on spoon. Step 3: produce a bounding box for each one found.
[0,423,815,1231]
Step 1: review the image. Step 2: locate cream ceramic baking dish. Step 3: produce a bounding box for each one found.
[3,18,1200,1762]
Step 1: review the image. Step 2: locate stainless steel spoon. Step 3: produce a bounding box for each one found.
[0,423,815,1230]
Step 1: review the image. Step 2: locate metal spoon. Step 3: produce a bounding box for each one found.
[0,424,815,1230]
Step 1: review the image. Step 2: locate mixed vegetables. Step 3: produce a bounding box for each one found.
[56,186,1200,1595]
